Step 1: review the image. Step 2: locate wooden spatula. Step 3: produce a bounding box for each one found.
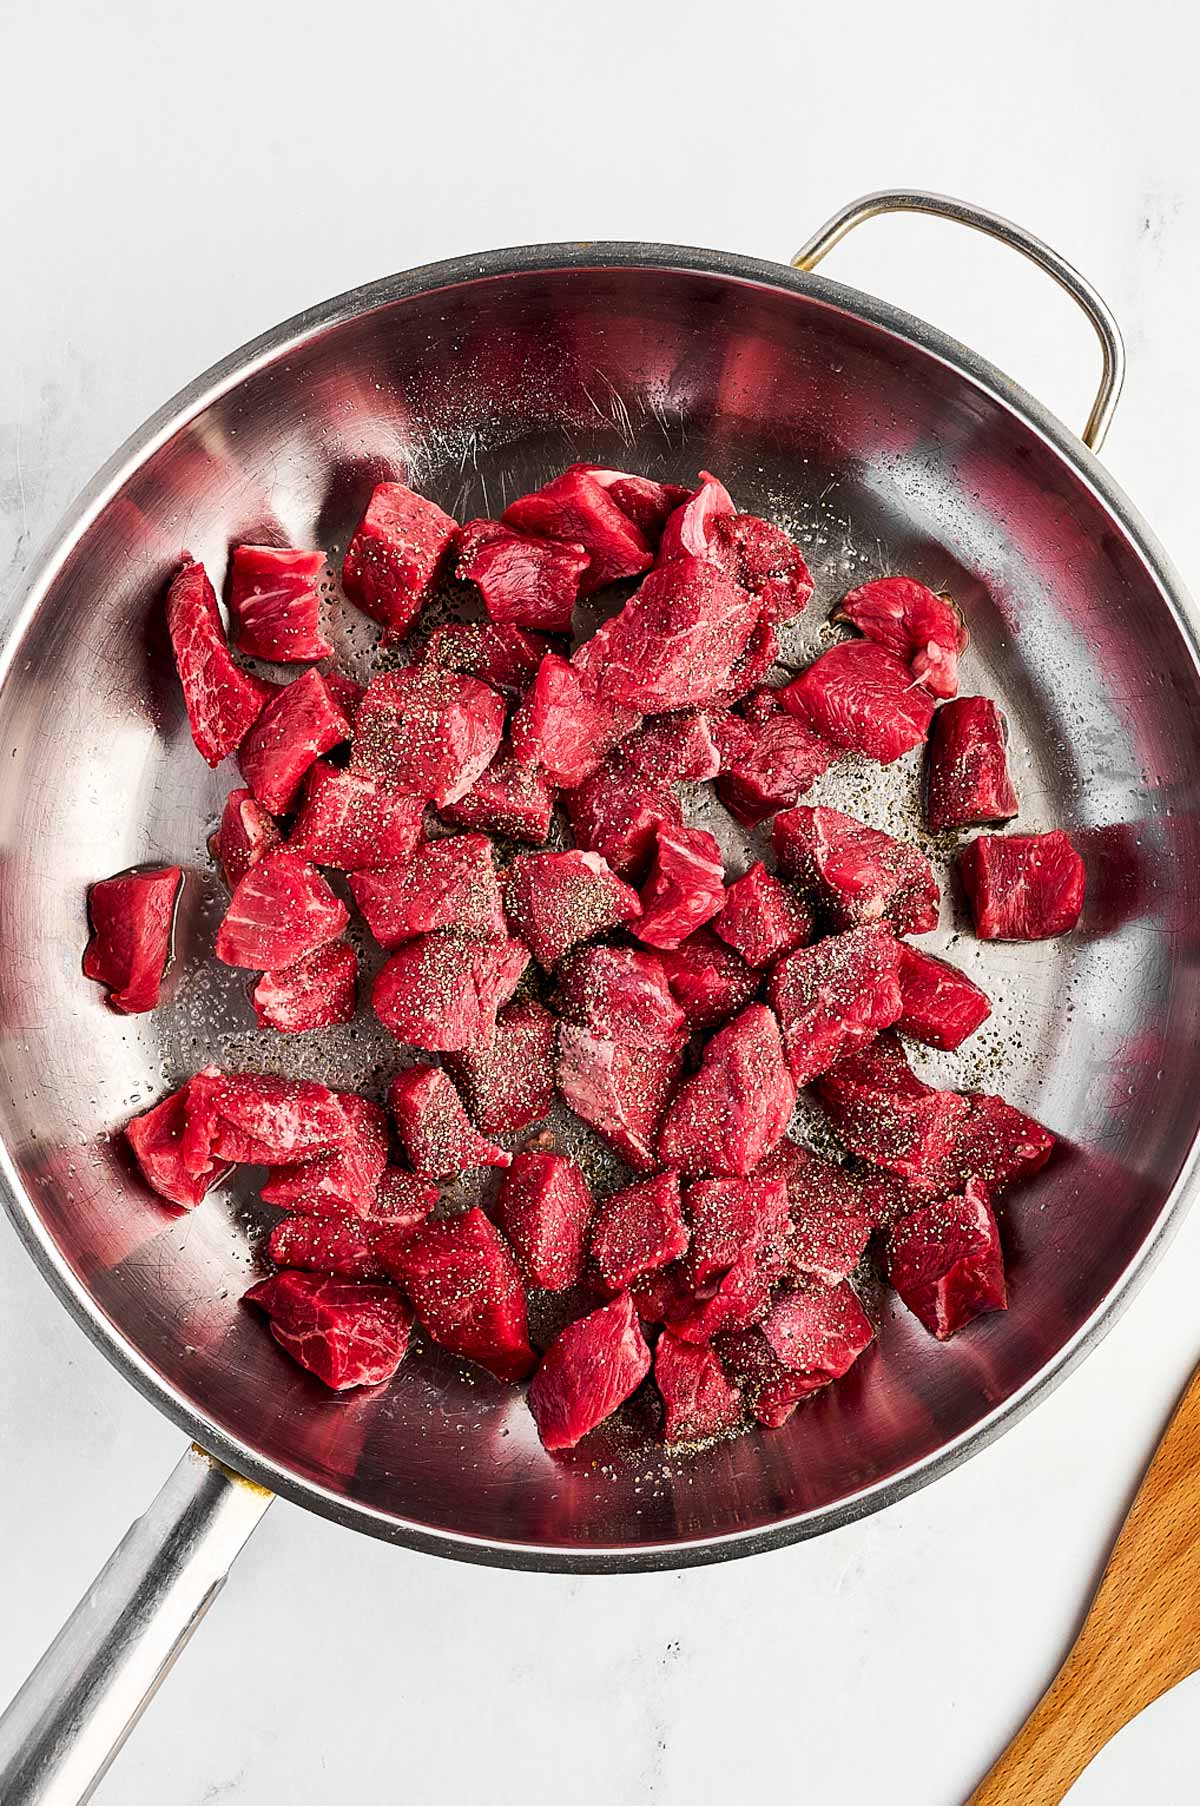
[968,1362,1200,1803]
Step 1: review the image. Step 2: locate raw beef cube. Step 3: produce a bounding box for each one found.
[458,522,588,632]
[166,560,269,765]
[342,480,457,638]
[554,944,685,1042]
[510,654,640,788]
[636,823,725,950]
[215,849,348,969]
[267,1214,387,1280]
[858,1171,939,1227]
[238,670,351,813]
[683,1175,790,1290]
[665,1244,777,1344]
[760,1280,874,1387]
[926,696,1018,831]
[574,464,691,539]
[658,472,736,562]
[497,1151,594,1290]
[616,712,722,785]
[259,1096,389,1217]
[243,1270,412,1389]
[707,615,780,708]
[772,805,940,936]
[590,1172,689,1293]
[388,1064,511,1176]
[713,864,811,968]
[504,848,641,970]
[371,1167,440,1228]
[373,931,528,1051]
[896,944,991,1050]
[658,929,760,1030]
[654,1333,741,1442]
[348,835,505,948]
[444,998,557,1135]
[125,1072,231,1209]
[833,577,968,699]
[576,556,759,712]
[759,1141,874,1284]
[710,708,758,769]
[710,512,814,622]
[84,866,181,1013]
[564,765,681,882]
[767,923,904,1086]
[528,1291,652,1450]
[252,941,357,1033]
[630,1259,698,1327]
[782,640,936,763]
[379,1206,535,1382]
[658,1004,796,1177]
[441,743,557,844]
[958,830,1085,940]
[287,762,425,871]
[183,1072,356,1174]
[948,1091,1056,1193]
[814,1035,970,1184]
[213,788,282,888]
[557,1026,685,1172]
[228,545,331,663]
[716,704,834,826]
[886,1180,1007,1338]
[351,666,505,808]
[502,467,653,593]
[323,669,367,721]
[423,620,551,696]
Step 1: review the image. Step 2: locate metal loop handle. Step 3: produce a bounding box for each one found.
[791,190,1125,453]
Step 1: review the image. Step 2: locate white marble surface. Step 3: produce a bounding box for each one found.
[3,2,1200,1799]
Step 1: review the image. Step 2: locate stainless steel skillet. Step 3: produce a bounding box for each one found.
[2,192,1198,1804]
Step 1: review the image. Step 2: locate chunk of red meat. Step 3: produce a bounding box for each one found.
[758,1141,874,1284]
[502,467,652,594]
[252,940,357,1033]
[782,641,935,763]
[958,830,1085,940]
[166,560,269,766]
[259,1096,389,1217]
[228,545,331,662]
[858,1171,939,1227]
[576,556,759,712]
[896,944,991,1050]
[658,472,736,561]
[706,615,780,708]
[948,1091,1055,1194]
[528,1291,651,1450]
[323,669,366,721]
[716,702,834,826]
[925,695,1018,831]
[710,512,814,622]
[84,866,181,1013]
[287,762,425,871]
[814,1035,970,1184]
[267,1214,386,1280]
[590,1172,689,1293]
[351,666,505,808]
[348,835,505,949]
[575,465,691,539]
[504,848,641,970]
[665,1244,778,1344]
[761,1280,874,1388]
[238,670,351,813]
[444,998,557,1135]
[557,1027,685,1172]
[710,708,758,769]
[183,1072,357,1175]
[658,929,760,1030]
[388,1064,510,1176]
[125,1071,231,1209]
[683,1175,789,1291]
[554,944,685,1042]
[213,788,282,888]
[833,577,968,700]
[373,931,528,1051]
[659,1004,796,1177]
[342,480,457,638]
[773,804,940,936]
[379,1206,535,1381]
[563,766,681,882]
[636,823,725,951]
[458,521,588,632]
[630,1259,697,1326]
[215,849,348,969]
[244,1270,412,1389]
[713,864,811,968]
[767,923,904,1086]
[441,742,557,844]
[423,620,551,697]
[616,712,722,785]
[886,1180,1007,1338]
[371,1167,440,1228]
[497,1151,594,1290]
[510,654,640,788]
[654,1333,741,1442]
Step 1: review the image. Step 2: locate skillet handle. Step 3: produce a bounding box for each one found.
[0,1445,272,1805]
[792,190,1126,453]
